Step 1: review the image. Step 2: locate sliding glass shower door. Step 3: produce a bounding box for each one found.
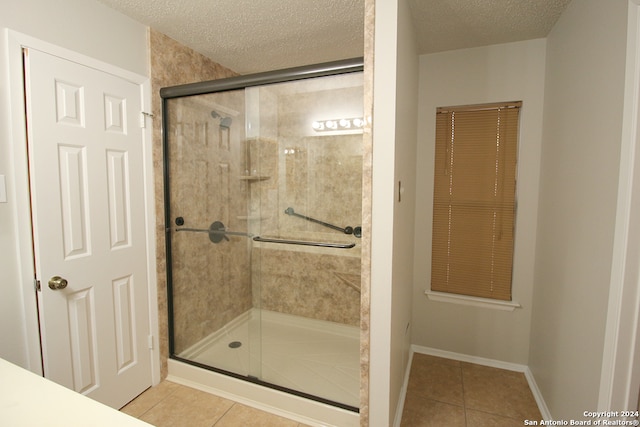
[163,60,363,410]
[164,88,262,380]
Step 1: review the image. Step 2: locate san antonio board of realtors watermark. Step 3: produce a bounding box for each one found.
[524,411,640,426]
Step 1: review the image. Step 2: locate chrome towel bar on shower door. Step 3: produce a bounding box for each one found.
[252,236,355,249]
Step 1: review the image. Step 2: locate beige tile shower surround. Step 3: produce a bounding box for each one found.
[149,27,372,424]
[149,28,239,378]
[360,0,375,424]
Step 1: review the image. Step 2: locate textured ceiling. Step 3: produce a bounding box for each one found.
[97,0,571,75]
[97,0,365,74]
[408,0,572,54]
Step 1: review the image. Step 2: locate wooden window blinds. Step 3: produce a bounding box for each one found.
[431,102,521,301]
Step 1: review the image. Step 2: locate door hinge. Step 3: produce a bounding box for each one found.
[35,279,41,292]
[140,111,154,128]
[148,334,154,350]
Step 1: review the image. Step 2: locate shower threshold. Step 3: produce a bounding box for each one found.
[169,309,360,425]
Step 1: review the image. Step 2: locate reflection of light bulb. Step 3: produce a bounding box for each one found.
[311,118,366,132]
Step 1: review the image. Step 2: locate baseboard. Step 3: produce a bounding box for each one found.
[523,366,553,420]
[412,344,528,372]
[409,345,552,420]
[393,348,415,427]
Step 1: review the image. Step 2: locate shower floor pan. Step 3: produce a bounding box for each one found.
[175,308,360,410]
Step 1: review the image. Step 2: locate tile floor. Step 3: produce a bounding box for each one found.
[401,353,542,426]
[121,380,311,427]
[121,352,541,426]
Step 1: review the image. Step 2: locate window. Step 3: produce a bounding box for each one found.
[431,101,521,301]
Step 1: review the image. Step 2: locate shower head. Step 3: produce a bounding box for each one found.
[211,110,232,129]
[220,116,232,129]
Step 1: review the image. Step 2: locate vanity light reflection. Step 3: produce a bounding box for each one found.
[312,117,365,132]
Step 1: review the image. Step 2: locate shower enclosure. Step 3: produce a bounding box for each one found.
[161,59,364,411]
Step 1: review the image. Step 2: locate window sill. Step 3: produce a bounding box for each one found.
[424,290,521,311]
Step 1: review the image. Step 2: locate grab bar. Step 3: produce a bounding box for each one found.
[253,236,355,249]
[285,207,362,238]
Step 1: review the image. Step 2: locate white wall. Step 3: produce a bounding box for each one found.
[390,0,418,423]
[369,0,418,424]
[369,0,397,422]
[599,0,640,412]
[0,0,148,370]
[412,39,546,364]
[530,0,629,420]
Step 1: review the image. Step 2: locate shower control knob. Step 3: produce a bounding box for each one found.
[175,217,185,226]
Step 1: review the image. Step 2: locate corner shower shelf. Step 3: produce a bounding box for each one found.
[238,175,270,181]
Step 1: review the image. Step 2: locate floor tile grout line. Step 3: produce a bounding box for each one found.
[458,363,541,423]
[460,363,468,426]
[132,383,182,420]
[466,406,533,423]
[211,401,238,426]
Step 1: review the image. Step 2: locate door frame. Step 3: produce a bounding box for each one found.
[599,0,640,412]
[6,29,160,385]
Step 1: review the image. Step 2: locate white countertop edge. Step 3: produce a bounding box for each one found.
[0,358,152,427]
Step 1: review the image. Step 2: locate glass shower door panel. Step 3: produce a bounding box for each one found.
[165,90,261,380]
[252,72,364,409]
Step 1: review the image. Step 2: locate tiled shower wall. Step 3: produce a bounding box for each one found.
[360,1,375,424]
[149,29,239,378]
[252,82,363,326]
[250,131,362,326]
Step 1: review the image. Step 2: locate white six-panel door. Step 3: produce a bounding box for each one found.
[23,48,152,409]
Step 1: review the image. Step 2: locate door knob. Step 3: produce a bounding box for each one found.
[48,276,68,290]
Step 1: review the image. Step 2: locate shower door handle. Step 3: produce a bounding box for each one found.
[175,221,254,243]
[252,236,355,249]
